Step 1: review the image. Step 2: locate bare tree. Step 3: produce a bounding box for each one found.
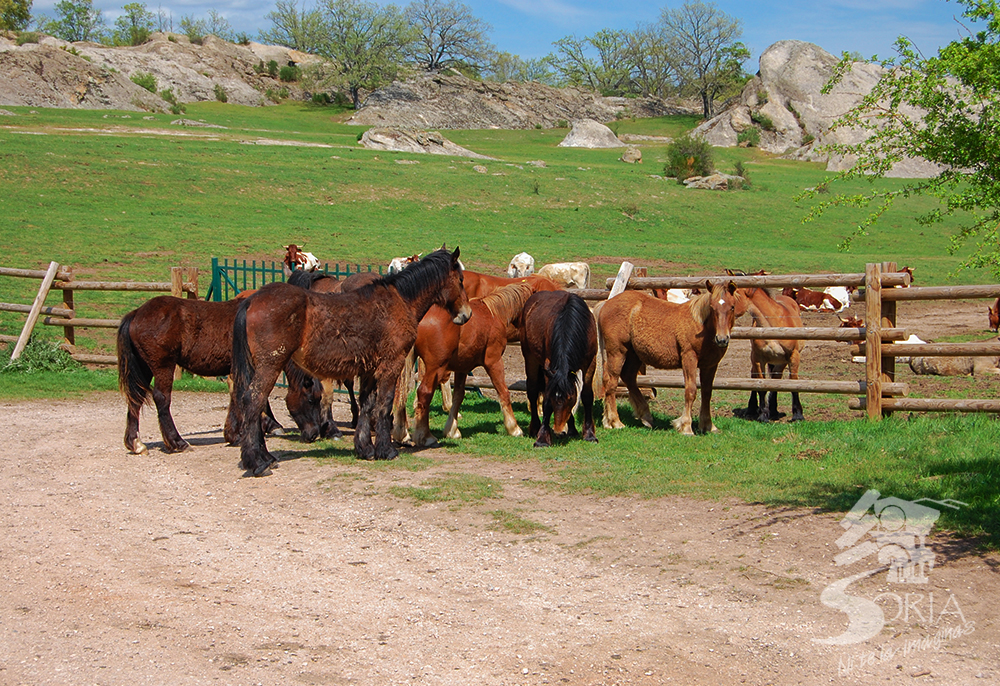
[404,0,493,71]
[660,0,748,118]
[260,0,325,53]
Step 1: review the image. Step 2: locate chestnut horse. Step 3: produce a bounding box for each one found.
[463,271,560,300]
[520,290,598,447]
[736,286,804,422]
[408,282,536,447]
[596,282,739,435]
[231,248,471,475]
[116,296,326,455]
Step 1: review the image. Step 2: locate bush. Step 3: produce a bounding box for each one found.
[279,65,300,82]
[160,88,177,105]
[130,72,157,93]
[16,32,40,46]
[664,134,714,180]
[733,161,751,190]
[802,132,815,146]
[555,119,568,129]
[737,127,760,147]
[311,92,331,105]
[267,60,279,78]
[3,339,82,374]
[213,84,228,103]
[750,111,775,131]
[170,103,186,115]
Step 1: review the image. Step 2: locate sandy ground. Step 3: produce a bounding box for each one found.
[1,299,998,686]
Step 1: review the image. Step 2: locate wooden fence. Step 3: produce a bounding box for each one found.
[1,263,198,366]
[470,260,1000,419]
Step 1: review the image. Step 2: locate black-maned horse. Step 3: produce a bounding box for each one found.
[231,247,471,476]
[519,290,599,447]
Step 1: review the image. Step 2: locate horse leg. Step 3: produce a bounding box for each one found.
[372,372,400,461]
[320,379,343,440]
[524,357,542,439]
[440,372,454,415]
[150,364,189,453]
[442,372,468,440]
[672,352,698,435]
[353,376,378,460]
[262,400,285,436]
[391,348,415,445]
[581,357,598,442]
[621,353,652,428]
[123,366,152,455]
[484,350,521,437]
[601,346,627,430]
[534,394,554,448]
[411,366,444,448]
[237,365,283,477]
[699,363,721,434]
[766,363,785,421]
[346,378,359,429]
[788,350,804,422]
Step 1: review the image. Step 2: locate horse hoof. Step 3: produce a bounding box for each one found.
[509,426,523,437]
[445,428,462,440]
[270,427,285,436]
[533,439,551,448]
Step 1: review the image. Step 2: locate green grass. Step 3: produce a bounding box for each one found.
[389,473,503,507]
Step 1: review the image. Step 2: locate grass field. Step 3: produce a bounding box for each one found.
[2,102,998,545]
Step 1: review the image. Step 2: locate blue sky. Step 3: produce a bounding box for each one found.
[34,0,972,65]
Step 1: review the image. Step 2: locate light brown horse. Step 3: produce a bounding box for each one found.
[408,282,536,447]
[596,282,739,435]
[737,286,804,422]
[463,271,560,301]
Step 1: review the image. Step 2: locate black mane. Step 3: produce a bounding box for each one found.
[287,270,333,289]
[373,248,454,301]
[548,293,593,397]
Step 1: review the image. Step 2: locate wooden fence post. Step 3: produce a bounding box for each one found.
[170,267,184,298]
[61,266,75,351]
[865,263,883,420]
[608,261,635,300]
[880,261,897,417]
[11,261,60,361]
[184,267,199,299]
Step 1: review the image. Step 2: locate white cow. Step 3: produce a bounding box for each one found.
[823,286,853,313]
[388,253,421,275]
[665,288,692,304]
[536,262,591,290]
[507,252,535,278]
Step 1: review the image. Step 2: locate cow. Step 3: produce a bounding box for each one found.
[282,244,321,277]
[651,288,693,304]
[388,253,421,275]
[823,286,853,311]
[536,262,591,289]
[782,286,843,313]
[990,298,999,333]
[507,252,535,278]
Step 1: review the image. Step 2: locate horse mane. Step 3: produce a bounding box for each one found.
[688,283,729,325]
[287,270,332,289]
[548,294,593,398]
[480,283,534,324]
[373,248,453,301]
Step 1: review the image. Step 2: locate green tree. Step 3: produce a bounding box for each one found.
[810,0,1000,276]
[484,51,553,84]
[0,0,31,31]
[404,0,493,71]
[260,0,324,53]
[660,0,748,118]
[113,2,154,46]
[42,0,105,42]
[315,0,415,109]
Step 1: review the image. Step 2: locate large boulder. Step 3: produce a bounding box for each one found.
[360,127,493,159]
[557,119,624,148]
[347,70,694,130]
[693,40,941,178]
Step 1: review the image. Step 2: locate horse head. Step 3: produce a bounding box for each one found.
[442,247,472,325]
[545,367,583,436]
[704,279,739,348]
[283,365,325,443]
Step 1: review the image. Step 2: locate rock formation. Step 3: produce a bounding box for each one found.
[693,40,941,178]
[360,127,493,159]
[557,119,624,148]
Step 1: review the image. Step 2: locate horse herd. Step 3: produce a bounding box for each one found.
[118,248,834,477]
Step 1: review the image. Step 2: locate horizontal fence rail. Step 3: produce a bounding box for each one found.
[606,272,911,290]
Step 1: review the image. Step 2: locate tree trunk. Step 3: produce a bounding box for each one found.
[351,86,362,110]
[701,90,714,120]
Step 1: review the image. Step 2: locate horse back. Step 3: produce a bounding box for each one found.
[129,296,239,376]
[600,291,694,370]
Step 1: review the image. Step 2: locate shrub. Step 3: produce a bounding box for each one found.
[130,72,157,93]
[802,132,815,146]
[737,127,760,147]
[733,161,751,190]
[3,338,81,374]
[255,60,266,75]
[332,91,351,107]
[236,32,252,46]
[534,123,542,129]
[279,65,300,82]
[267,60,279,78]
[16,32,40,46]
[213,84,228,103]
[160,88,177,105]
[751,111,775,131]
[167,34,177,43]
[664,134,714,180]
[170,103,186,115]
[555,119,568,129]
[311,92,331,105]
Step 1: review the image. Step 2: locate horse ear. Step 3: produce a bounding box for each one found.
[705,279,713,292]
[727,280,737,295]
[452,246,461,261]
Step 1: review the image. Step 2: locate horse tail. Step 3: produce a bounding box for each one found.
[117,309,152,408]
[592,299,606,397]
[230,298,256,422]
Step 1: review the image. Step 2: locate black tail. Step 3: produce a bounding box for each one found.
[116,310,152,408]
[231,298,256,423]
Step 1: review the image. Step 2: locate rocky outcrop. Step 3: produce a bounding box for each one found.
[0,32,316,109]
[360,127,493,159]
[347,70,694,129]
[693,40,941,178]
[557,119,624,148]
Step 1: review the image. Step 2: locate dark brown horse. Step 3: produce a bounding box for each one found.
[408,282,536,447]
[116,296,326,455]
[232,248,471,475]
[736,286,804,422]
[596,282,739,435]
[519,290,598,447]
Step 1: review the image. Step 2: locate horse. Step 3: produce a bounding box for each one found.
[507,252,535,278]
[408,282,536,447]
[462,271,560,300]
[116,296,327,455]
[231,247,471,475]
[520,290,598,447]
[736,286,804,422]
[596,281,739,435]
[989,298,999,333]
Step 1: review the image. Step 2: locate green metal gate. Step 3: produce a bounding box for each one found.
[206,258,384,302]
